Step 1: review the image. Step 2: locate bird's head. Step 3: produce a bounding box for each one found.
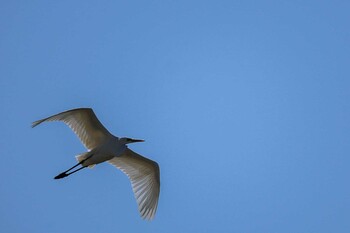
[120,137,145,144]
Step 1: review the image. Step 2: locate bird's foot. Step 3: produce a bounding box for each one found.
[54,172,69,179]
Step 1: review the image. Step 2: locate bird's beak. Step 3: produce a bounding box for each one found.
[131,139,145,143]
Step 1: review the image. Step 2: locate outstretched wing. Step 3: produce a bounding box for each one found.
[32,108,113,150]
[108,148,160,220]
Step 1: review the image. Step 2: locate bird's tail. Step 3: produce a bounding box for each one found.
[76,152,95,168]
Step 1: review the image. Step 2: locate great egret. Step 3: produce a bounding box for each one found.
[32,108,160,220]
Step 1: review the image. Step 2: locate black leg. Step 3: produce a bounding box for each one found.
[54,166,86,179]
[54,154,93,179]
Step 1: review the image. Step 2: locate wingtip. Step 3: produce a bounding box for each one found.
[141,214,154,221]
[140,205,157,221]
[31,119,43,128]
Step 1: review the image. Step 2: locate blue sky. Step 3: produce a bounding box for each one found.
[1,0,349,232]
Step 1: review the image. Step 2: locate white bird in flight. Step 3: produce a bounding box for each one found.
[32,108,160,220]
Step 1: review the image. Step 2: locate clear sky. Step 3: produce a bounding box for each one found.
[1,0,349,232]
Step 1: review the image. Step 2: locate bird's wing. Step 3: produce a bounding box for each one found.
[32,108,113,150]
[108,148,160,220]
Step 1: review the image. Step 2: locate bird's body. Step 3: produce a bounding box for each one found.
[77,136,125,167]
[32,108,160,220]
